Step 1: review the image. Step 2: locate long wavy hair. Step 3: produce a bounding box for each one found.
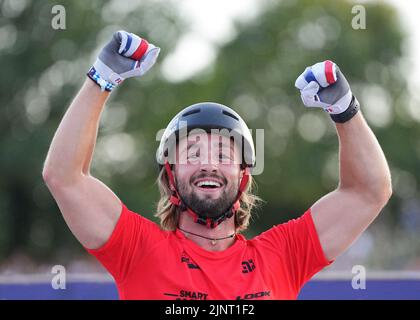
[154,166,262,233]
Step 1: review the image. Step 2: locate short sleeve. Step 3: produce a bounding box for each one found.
[255,209,333,293]
[86,203,166,284]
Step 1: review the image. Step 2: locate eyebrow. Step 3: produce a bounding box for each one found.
[186,141,234,152]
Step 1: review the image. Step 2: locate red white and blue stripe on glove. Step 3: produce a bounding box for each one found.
[295,60,353,115]
[88,31,160,91]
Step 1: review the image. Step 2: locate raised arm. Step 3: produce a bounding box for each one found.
[42,31,160,249]
[295,61,392,261]
[311,111,391,261]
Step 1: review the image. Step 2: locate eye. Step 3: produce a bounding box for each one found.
[188,149,200,160]
[219,153,233,162]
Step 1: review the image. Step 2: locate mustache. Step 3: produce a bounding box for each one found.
[190,173,227,185]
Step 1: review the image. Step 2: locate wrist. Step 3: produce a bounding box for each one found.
[329,95,360,123]
[87,66,117,92]
[84,76,111,96]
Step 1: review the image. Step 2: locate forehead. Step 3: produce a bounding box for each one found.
[178,133,237,151]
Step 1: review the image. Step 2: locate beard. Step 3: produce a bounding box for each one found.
[176,175,238,219]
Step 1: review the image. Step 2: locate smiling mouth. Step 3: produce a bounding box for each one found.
[192,179,224,191]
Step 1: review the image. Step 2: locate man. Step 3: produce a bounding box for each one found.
[42,31,392,300]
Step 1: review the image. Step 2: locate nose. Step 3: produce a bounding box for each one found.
[197,146,220,171]
[199,161,218,173]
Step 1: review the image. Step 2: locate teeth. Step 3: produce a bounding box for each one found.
[197,180,221,187]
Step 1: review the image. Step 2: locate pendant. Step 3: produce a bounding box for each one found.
[211,240,217,246]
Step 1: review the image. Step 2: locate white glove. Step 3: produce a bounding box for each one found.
[295,60,353,115]
[87,30,160,91]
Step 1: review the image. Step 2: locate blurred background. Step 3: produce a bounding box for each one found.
[0,0,419,298]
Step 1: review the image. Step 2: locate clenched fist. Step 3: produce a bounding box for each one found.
[295,60,359,123]
[87,30,160,91]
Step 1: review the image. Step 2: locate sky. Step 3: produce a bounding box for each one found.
[161,0,264,82]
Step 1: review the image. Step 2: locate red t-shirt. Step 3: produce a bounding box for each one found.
[87,203,333,300]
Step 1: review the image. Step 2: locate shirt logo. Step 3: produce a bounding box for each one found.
[181,252,200,269]
[236,290,271,300]
[241,259,256,273]
[163,290,208,300]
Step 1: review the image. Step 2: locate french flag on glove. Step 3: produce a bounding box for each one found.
[295,60,353,114]
[295,60,337,90]
[116,31,160,78]
[119,31,150,60]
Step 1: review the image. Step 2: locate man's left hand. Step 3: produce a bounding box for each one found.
[295,60,353,115]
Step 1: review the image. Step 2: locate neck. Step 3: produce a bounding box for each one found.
[178,210,236,251]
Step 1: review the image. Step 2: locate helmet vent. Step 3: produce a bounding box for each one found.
[182,108,200,117]
[222,110,239,121]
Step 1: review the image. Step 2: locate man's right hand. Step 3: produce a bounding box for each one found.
[87,30,160,91]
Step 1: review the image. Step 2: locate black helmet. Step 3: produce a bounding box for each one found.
[156,102,255,169]
[156,102,254,229]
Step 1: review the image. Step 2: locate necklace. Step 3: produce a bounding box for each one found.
[178,227,236,246]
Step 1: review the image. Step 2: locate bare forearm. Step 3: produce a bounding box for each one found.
[336,111,392,201]
[43,79,109,183]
